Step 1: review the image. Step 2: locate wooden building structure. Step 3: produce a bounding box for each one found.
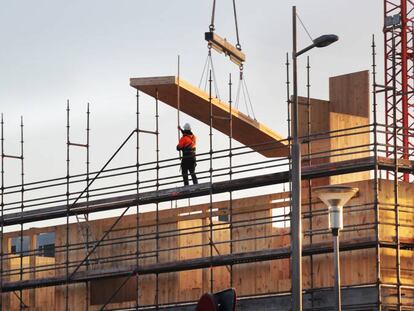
[0,70,412,310]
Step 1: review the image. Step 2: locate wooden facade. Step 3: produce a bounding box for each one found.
[298,70,370,186]
[2,70,410,310]
[2,178,414,309]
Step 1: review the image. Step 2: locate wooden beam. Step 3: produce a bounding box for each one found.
[204,32,246,65]
[129,76,289,157]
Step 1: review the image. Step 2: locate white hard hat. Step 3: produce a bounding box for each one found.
[183,123,191,131]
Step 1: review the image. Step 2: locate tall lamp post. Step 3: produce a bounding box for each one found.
[291,6,338,311]
[313,186,359,311]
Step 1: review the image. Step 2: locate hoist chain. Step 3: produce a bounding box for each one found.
[239,63,244,80]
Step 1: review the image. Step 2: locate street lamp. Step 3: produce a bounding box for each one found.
[291,6,338,311]
[313,185,359,311]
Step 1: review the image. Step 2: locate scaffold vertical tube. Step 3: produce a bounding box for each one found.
[228,73,234,288]
[65,100,70,311]
[155,88,160,309]
[208,69,214,292]
[135,90,140,310]
[0,114,4,311]
[306,55,315,309]
[85,103,90,310]
[371,34,382,309]
[19,116,24,311]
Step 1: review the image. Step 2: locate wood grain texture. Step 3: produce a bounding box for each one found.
[6,178,414,308]
[329,70,370,118]
[130,76,288,157]
[298,70,370,185]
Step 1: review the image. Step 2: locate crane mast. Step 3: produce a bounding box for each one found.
[384,0,414,181]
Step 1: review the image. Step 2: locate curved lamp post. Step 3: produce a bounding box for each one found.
[313,185,359,311]
[291,6,339,311]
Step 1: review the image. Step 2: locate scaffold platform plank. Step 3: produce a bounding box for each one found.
[130,76,289,157]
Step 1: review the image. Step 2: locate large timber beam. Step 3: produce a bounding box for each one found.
[130,76,288,157]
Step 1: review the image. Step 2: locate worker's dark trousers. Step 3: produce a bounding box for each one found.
[181,157,198,186]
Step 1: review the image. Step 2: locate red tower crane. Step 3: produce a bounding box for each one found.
[384,0,414,181]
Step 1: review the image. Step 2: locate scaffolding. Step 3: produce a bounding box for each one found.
[1,38,414,311]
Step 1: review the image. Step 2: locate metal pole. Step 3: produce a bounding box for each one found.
[392,27,402,310]
[208,69,214,292]
[85,103,90,311]
[371,34,382,309]
[291,5,302,311]
[65,100,70,311]
[333,229,341,311]
[228,73,233,288]
[135,90,140,310]
[306,55,315,310]
[19,116,24,311]
[0,114,3,310]
[177,55,181,143]
[155,88,160,310]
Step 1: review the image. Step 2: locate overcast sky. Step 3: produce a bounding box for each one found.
[0,1,383,203]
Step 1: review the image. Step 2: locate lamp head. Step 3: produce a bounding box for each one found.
[295,34,339,57]
[313,185,358,231]
[313,34,339,48]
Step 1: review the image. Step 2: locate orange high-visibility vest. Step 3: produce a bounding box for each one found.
[177,134,196,154]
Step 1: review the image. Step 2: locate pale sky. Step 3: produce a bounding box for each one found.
[0,1,383,224]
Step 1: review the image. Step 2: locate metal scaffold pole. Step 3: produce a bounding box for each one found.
[0,115,27,310]
[177,55,181,143]
[0,114,3,311]
[305,55,315,309]
[65,100,70,311]
[208,69,214,292]
[228,73,234,288]
[371,34,382,309]
[135,89,140,310]
[85,103,90,311]
[155,89,160,309]
[285,52,294,308]
[66,102,93,310]
[19,116,24,311]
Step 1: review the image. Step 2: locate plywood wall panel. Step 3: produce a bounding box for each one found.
[3,179,396,309]
[329,70,369,118]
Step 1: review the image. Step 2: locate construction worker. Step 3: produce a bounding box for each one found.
[177,123,198,186]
